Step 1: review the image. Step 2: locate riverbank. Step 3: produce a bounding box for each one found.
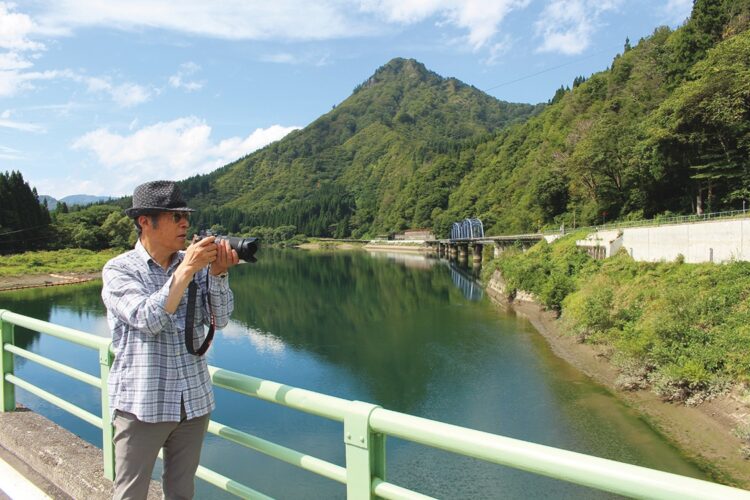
[0,271,101,292]
[297,240,433,254]
[485,270,750,488]
[296,241,365,251]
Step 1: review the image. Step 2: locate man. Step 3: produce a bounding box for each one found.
[101,180,239,500]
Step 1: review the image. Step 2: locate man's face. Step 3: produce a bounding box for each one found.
[144,211,191,252]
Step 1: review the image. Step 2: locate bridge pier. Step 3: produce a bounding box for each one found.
[458,244,468,265]
[472,244,483,265]
[449,244,458,260]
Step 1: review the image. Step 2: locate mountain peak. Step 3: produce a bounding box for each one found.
[357,57,437,92]
[377,58,430,77]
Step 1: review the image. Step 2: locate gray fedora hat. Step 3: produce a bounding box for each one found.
[124,180,195,217]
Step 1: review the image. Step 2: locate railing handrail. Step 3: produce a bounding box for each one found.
[2,309,749,499]
[540,209,750,237]
[0,309,111,351]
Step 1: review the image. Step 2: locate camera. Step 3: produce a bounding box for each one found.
[196,231,259,263]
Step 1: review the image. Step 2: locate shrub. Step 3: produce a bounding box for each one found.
[485,232,750,402]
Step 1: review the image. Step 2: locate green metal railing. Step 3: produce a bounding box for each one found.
[540,209,750,237]
[1,308,749,499]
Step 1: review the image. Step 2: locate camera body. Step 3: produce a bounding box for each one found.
[196,230,258,263]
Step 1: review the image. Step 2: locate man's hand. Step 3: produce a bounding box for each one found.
[181,236,219,276]
[166,236,221,314]
[210,238,240,276]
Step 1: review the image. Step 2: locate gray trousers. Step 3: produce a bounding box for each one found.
[112,406,210,500]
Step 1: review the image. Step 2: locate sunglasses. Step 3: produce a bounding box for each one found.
[168,211,191,223]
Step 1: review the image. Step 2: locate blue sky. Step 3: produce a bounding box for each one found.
[1,0,692,199]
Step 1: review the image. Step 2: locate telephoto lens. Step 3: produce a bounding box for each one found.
[195,231,259,263]
[215,235,258,263]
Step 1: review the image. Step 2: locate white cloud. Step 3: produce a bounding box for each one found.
[71,117,300,195]
[0,117,45,132]
[0,144,24,160]
[0,2,45,51]
[261,53,299,64]
[34,1,373,41]
[77,74,151,107]
[108,81,151,107]
[0,51,32,70]
[26,0,535,58]
[260,51,331,66]
[361,0,530,50]
[662,0,692,25]
[535,0,622,55]
[169,62,203,91]
[0,68,62,97]
[483,34,513,65]
[212,125,300,160]
[0,4,150,105]
[0,64,151,105]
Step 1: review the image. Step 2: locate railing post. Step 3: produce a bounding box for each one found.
[0,313,15,412]
[344,401,384,499]
[99,345,115,480]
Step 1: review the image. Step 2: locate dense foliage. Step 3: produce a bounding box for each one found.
[485,236,750,401]
[0,170,135,254]
[442,0,750,235]
[180,57,542,238]
[175,0,750,238]
[0,171,52,253]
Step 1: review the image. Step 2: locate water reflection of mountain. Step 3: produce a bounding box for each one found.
[365,251,483,301]
[228,250,484,412]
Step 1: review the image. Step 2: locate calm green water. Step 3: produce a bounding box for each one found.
[1,249,707,498]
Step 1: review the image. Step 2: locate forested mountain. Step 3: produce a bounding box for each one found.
[438,0,750,234]
[181,58,543,237]
[176,0,750,239]
[0,171,52,253]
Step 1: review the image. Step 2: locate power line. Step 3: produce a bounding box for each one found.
[0,234,57,245]
[0,223,52,237]
[483,45,622,93]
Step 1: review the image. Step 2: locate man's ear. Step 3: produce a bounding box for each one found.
[138,214,151,230]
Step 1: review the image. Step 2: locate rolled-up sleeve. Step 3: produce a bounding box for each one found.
[102,262,176,336]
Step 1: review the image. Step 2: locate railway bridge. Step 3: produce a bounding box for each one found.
[427,218,556,266]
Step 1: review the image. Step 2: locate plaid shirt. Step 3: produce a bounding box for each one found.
[101,240,234,423]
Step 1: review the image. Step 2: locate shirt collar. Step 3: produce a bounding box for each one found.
[135,239,183,271]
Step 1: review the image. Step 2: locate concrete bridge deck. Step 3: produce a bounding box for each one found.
[0,405,161,499]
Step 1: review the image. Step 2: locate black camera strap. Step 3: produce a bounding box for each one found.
[184,273,215,356]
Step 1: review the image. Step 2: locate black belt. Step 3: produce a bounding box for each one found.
[184,273,215,356]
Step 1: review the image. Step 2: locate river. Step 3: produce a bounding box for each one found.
[1,249,707,498]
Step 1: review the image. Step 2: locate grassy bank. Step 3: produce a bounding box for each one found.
[481,233,750,404]
[0,249,120,276]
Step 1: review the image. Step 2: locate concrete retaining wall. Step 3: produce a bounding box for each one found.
[621,218,750,263]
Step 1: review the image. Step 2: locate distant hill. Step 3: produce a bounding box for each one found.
[40,194,112,210]
[179,0,750,237]
[181,57,543,237]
